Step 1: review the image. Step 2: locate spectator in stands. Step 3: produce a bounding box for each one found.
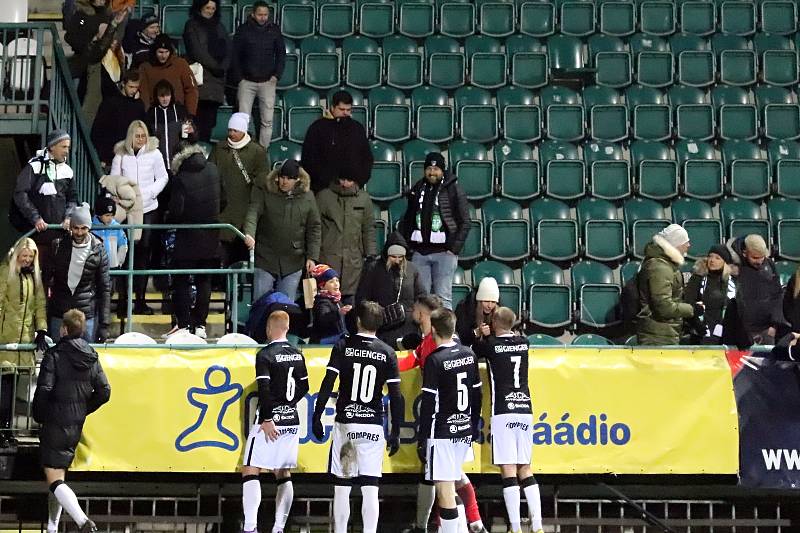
[231,0,285,146]
[783,265,800,333]
[123,13,160,70]
[455,277,500,348]
[636,225,699,346]
[0,238,48,447]
[65,0,117,101]
[183,0,231,142]
[147,79,192,172]
[302,90,374,193]
[166,141,224,339]
[244,160,320,302]
[91,69,146,167]
[33,308,110,533]
[98,173,143,241]
[12,130,78,277]
[310,264,351,344]
[399,152,470,310]
[356,232,424,349]
[315,175,377,300]
[684,244,736,344]
[47,204,111,343]
[92,194,128,271]
[727,234,786,345]
[111,120,168,314]
[210,112,268,266]
[138,33,199,117]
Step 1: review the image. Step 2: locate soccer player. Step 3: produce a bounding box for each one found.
[472,307,543,533]
[311,301,403,533]
[241,310,310,533]
[418,308,482,533]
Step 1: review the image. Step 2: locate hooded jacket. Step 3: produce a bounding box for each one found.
[122,17,156,69]
[138,34,199,115]
[65,0,110,54]
[684,257,735,341]
[0,261,47,367]
[111,135,169,214]
[316,181,377,296]
[635,234,695,346]
[168,144,224,262]
[13,150,78,229]
[91,87,146,164]
[726,236,786,334]
[98,174,144,241]
[146,82,190,171]
[183,10,231,104]
[400,171,471,255]
[33,336,111,469]
[244,166,321,276]
[231,16,285,83]
[301,111,374,193]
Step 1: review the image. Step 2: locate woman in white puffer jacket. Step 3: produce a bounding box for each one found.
[111,119,168,314]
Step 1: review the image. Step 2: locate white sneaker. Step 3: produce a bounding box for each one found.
[161,326,181,339]
[194,326,207,339]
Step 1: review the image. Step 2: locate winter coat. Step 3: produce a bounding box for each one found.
[111,137,169,214]
[91,89,146,164]
[243,167,321,276]
[64,0,110,55]
[122,18,155,69]
[98,174,144,241]
[209,137,269,241]
[454,290,497,348]
[13,151,78,229]
[168,144,224,262]
[316,182,377,296]
[301,111,374,192]
[231,17,285,83]
[400,172,471,255]
[33,337,111,469]
[47,234,111,329]
[783,272,800,332]
[139,49,199,115]
[147,101,189,171]
[684,258,735,342]
[92,215,129,269]
[0,262,47,367]
[311,296,347,344]
[635,235,695,346]
[183,15,231,104]
[66,16,121,79]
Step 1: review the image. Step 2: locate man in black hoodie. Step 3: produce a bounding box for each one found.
[33,308,110,533]
[400,152,470,310]
[91,70,146,167]
[302,90,374,193]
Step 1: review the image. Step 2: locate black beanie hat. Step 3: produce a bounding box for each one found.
[424,152,446,171]
[94,194,116,217]
[708,244,732,264]
[280,159,301,178]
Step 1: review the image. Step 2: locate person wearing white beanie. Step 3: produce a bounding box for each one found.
[636,225,701,346]
[455,276,501,347]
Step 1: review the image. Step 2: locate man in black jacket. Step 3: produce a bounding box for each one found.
[302,90,374,193]
[91,70,146,167]
[400,152,470,310]
[47,203,111,343]
[33,308,110,533]
[232,1,285,147]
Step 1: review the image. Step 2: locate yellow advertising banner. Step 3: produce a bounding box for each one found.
[73,347,738,474]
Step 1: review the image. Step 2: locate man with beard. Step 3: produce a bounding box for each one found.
[91,70,147,166]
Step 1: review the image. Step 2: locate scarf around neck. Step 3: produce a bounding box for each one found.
[318,289,342,304]
[228,133,251,150]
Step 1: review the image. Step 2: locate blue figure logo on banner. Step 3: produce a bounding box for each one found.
[175,366,243,452]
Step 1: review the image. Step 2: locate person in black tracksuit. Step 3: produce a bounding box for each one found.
[33,309,110,533]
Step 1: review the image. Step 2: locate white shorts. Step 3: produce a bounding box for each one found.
[243,424,299,470]
[328,422,385,479]
[425,437,473,482]
[491,413,533,466]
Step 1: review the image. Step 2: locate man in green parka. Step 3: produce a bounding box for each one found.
[636,224,704,346]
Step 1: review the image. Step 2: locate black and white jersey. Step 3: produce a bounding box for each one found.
[255,341,309,426]
[422,342,482,439]
[327,334,400,426]
[473,334,532,416]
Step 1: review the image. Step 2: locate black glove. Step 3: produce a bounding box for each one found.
[311,417,324,441]
[400,332,423,350]
[693,302,705,318]
[472,427,482,442]
[34,330,48,352]
[97,327,109,343]
[387,435,400,457]
[416,440,427,463]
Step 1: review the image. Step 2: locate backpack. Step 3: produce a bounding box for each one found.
[621,271,643,325]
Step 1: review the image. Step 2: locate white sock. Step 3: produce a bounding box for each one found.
[360,485,379,533]
[273,479,293,532]
[456,501,468,533]
[440,509,460,533]
[47,491,63,533]
[416,482,436,529]
[52,483,88,528]
[333,485,351,533]
[242,477,261,531]
[523,479,543,531]
[502,483,521,532]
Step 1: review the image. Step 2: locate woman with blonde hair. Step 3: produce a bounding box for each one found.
[111,119,168,314]
[0,237,48,447]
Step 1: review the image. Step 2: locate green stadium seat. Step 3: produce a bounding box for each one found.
[681,1,716,36]
[429,53,466,89]
[277,53,300,89]
[505,34,546,57]
[471,52,507,89]
[460,219,485,262]
[631,141,678,200]
[546,104,585,142]
[769,198,800,260]
[590,104,629,142]
[761,1,798,35]
[620,260,641,286]
[776,260,798,286]
[359,2,395,38]
[547,34,584,70]
[300,34,335,57]
[480,2,515,37]
[588,35,626,65]
[370,139,398,163]
[386,53,423,90]
[494,139,534,165]
[161,5,190,38]
[465,33,502,58]
[671,197,721,260]
[303,53,340,90]
[381,34,416,59]
[719,104,758,141]
[720,197,770,241]
[560,1,595,37]
[416,105,454,143]
[640,1,676,36]
[629,32,669,54]
[402,139,436,178]
[669,34,709,59]
[626,85,666,109]
[528,334,563,346]
[624,197,669,259]
[520,1,555,37]
[600,1,636,37]
[755,86,793,120]
[525,261,572,328]
[399,2,435,37]
[720,50,757,87]
[500,160,540,201]
[387,197,407,231]
[483,198,530,262]
[374,218,387,251]
[452,266,471,308]
[412,85,449,111]
[546,160,586,201]
[268,140,302,168]
[684,159,724,201]
[721,139,761,171]
[286,106,322,144]
[711,85,748,109]
[633,104,672,142]
[368,86,404,118]
[571,260,622,328]
[539,138,578,164]
[373,104,411,143]
[530,197,580,261]
[572,334,614,346]
[753,34,792,59]
[503,105,542,143]
[636,51,674,88]
[731,160,771,200]
[720,1,756,36]
[342,35,379,58]
[583,85,622,108]
[595,52,632,88]
[765,104,800,141]
[584,141,630,200]
[577,197,627,262]
[523,259,564,291]
[762,51,800,88]
[711,33,749,56]
[366,161,404,202]
[454,85,492,113]
[667,84,706,109]
[678,50,716,87]
[281,3,315,38]
[511,52,549,89]
[440,2,476,38]
[676,104,715,141]
[460,105,499,143]
[472,260,515,287]
[319,3,354,38]
[777,159,800,200]
[345,53,382,90]
[456,160,496,200]
[540,85,581,107]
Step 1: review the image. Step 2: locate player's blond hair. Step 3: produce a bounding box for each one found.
[492,306,516,331]
[62,309,86,337]
[267,310,290,331]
